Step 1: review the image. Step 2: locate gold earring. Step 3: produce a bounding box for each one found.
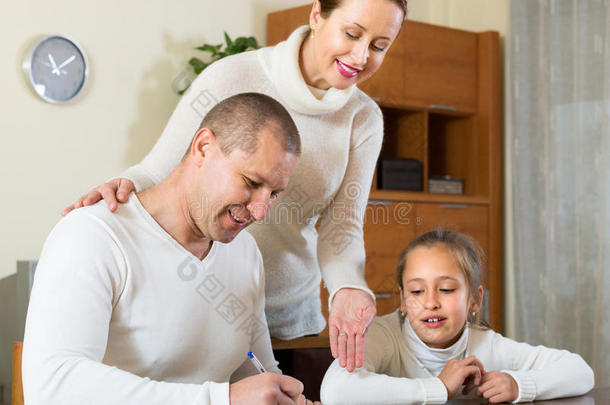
[310,26,316,39]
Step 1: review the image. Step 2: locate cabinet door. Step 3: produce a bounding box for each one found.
[402,22,477,113]
[414,202,489,256]
[415,201,490,286]
[267,5,310,45]
[364,201,416,315]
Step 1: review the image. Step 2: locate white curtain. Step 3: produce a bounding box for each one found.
[510,0,610,385]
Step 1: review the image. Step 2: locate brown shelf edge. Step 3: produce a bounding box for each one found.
[375,100,476,116]
[272,334,330,350]
[369,190,489,205]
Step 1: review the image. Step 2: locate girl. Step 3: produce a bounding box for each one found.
[60,0,407,372]
[320,230,594,404]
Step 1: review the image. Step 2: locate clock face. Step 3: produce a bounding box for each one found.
[26,36,87,103]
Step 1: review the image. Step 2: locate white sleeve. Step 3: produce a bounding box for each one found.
[317,101,383,306]
[22,213,229,405]
[119,56,242,191]
[230,248,281,382]
[321,361,446,405]
[320,319,447,405]
[488,332,595,402]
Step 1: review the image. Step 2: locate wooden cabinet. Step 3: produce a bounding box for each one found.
[268,8,478,113]
[267,6,502,338]
[363,201,415,315]
[403,22,478,112]
[415,203,489,256]
[359,22,478,112]
[358,30,407,106]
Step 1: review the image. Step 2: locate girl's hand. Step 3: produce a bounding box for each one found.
[477,371,518,403]
[61,178,135,216]
[438,355,485,399]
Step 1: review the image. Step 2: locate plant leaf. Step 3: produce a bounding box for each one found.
[176,33,260,95]
[224,32,233,48]
[234,37,248,50]
[195,44,221,54]
[188,57,208,74]
[246,36,258,49]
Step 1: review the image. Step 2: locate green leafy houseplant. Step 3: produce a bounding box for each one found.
[178,32,259,95]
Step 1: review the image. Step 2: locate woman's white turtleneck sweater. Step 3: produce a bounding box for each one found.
[119,26,383,339]
[320,310,594,404]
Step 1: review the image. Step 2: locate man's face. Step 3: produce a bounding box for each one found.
[190,127,297,243]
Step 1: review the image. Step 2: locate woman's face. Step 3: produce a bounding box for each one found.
[304,0,404,90]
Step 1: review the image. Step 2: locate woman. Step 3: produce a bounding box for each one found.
[63,0,407,372]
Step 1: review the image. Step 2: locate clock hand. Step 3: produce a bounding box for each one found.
[48,54,61,76]
[48,54,57,68]
[56,55,75,70]
[52,55,75,76]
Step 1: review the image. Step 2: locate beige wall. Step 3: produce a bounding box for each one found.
[0,0,310,279]
[0,0,509,281]
[408,0,508,34]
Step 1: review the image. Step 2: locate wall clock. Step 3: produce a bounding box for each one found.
[23,35,88,104]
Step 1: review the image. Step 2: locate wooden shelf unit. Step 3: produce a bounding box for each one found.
[267,6,502,348]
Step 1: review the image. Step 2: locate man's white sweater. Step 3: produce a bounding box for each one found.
[22,195,280,405]
[120,26,384,339]
[321,311,594,404]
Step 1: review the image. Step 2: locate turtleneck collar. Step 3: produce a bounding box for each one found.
[259,25,355,115]
[402,315,470,377]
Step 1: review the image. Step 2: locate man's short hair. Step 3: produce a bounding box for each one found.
[186,92,300,158]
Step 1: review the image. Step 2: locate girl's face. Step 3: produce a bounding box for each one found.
[303,0,404,90]
[400,245,482,348]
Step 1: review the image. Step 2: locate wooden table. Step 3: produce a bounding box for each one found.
[448,388,609,404]
[271,332,330,350]
[270,328,606,405]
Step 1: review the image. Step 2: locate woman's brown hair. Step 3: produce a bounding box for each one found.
[318,0,408,19]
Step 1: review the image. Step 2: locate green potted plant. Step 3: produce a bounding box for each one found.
[177,32,259,94]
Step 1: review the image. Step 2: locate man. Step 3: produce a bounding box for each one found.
[23,93,316,405]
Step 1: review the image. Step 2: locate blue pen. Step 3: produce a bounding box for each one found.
[248,351,267,373]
